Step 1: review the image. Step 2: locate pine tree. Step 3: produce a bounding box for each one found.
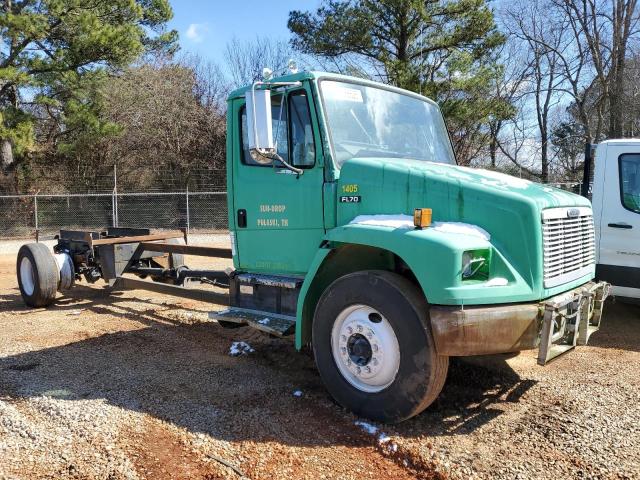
[0,0,177,182]
[288,0,512,164]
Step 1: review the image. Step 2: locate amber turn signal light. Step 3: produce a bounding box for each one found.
[413,208,432,229]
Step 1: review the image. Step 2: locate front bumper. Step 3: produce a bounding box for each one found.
[429,281,610,365]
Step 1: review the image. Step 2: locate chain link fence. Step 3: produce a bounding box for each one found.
[0,191,228,240]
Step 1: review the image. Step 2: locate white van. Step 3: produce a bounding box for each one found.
[590,139,640,300]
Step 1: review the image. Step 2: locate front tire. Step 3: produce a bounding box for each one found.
[312,270,448,423]
[17,243,59,308]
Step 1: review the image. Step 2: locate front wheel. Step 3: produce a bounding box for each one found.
[312,270,448,423]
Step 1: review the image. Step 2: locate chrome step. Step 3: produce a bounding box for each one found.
[209,308,295,337]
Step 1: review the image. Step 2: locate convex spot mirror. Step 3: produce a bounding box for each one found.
[245,89,275,165]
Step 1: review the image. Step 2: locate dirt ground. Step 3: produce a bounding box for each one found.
[0,249,639,480]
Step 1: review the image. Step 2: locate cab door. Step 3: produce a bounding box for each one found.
[596,142,640,298]
[231,86,325,275]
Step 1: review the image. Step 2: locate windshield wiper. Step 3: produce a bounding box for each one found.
[353,149,405,159]
[350,109,374,144]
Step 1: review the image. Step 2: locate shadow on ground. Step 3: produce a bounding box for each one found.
[588,299,640,353]
[8,285,633,445]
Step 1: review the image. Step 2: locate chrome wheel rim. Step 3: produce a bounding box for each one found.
[20,257,35,296]
[331,304,400,393]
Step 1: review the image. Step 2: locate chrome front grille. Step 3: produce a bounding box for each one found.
[542,207,596,288]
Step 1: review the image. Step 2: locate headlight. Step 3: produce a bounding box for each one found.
[462,249,490,281]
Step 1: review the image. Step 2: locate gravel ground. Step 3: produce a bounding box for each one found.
[0,247,639,479]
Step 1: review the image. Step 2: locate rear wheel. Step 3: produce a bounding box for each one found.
[17,243,59,308]
[312,270,448,423]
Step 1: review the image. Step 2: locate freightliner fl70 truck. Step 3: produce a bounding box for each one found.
[16,71,609,423]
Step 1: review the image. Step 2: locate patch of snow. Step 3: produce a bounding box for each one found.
[354,420,379,435]
[485,277,509,287]
[349,214,414,229]
[431,222,491,241]
[349,216,491,241]
[258,318,270,325]
[476,169,532,189]
[229,341,254,357]
[480,178,503,188]
[445,169,475,182]
[292,390,303,397]
[355,421,395,446]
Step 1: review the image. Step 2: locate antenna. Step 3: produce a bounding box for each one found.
[419,19,424,96]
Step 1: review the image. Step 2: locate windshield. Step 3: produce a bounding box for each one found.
[320,80,456,168]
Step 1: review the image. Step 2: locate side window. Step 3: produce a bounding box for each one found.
[620,154,640,213]
[289,92,315,167]
[241,95,288,166]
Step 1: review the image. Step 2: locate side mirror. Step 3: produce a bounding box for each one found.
[245,89,275,165]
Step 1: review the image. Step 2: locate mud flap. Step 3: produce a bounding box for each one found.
[537,281,610,366]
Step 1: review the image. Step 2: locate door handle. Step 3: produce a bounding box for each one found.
[608,223,633,229]
[237,209,247,228]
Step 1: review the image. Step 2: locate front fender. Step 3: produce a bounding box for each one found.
[325,223,534,303]
[295,224,536,348]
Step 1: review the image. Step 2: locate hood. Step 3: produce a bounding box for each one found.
[334,157,592,286]
[336,157,588,219]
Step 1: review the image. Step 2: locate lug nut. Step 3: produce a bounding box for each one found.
[341,335,347,342]
[372,344,379,352]
[347,327,353,334]
[341,347,347,355]
[357,325,363,332]
[365,366,371,373]
[356,367,361,374]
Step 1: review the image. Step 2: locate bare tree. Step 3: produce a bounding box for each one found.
[101,57,228,191]
[25,56,230,194]
[486,39,533,169]
[224,36,293,88]
[495,0,568,182]
[557,0,639,138]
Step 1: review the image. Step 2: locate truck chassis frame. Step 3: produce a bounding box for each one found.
[54,227,232,306]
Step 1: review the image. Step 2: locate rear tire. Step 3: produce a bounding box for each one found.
[17,243,58,308]
[312,270,448,423]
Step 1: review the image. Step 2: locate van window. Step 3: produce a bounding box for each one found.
[620,154,640,213]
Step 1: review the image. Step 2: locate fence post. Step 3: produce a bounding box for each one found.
[34,192,39,232]
[186,187,190,233]
[112,163,119,227]
[111,190,116,227]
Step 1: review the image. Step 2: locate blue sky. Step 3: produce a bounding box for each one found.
[168,1,320,63]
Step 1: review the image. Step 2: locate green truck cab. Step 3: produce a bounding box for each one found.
[220,71,609,422]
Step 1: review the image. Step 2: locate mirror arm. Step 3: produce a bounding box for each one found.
[271,153,304,176]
